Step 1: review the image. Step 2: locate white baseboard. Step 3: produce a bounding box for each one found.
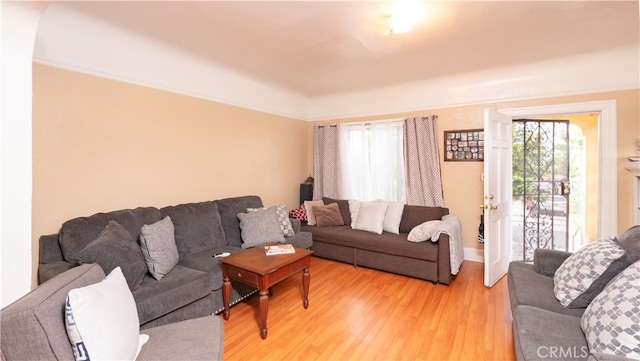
[464,247,484,263]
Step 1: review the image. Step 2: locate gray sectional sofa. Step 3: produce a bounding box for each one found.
[38,195,312,329]
[508,225,640,361]
[301,197,454,284]
[2,263,225,361]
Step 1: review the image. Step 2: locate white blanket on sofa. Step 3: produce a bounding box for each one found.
[431,214,464,275]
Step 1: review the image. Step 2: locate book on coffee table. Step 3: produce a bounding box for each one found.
[264,244,295,255]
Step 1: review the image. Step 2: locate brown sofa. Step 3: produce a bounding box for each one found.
[301,197,453,285]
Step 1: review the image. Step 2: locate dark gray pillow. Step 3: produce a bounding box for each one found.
[139,216,179,280]
[59,207,161,264]
[237,207,285,249]
[617,225,640,262]
[77,221,147,291]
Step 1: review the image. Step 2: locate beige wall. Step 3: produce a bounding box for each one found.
[32,63,639,286]
[308,89,639,254]
[32,64,310,285]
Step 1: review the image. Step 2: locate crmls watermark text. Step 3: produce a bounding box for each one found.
[537,346,590,359]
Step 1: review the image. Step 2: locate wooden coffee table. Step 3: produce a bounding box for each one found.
[220,246,312,339]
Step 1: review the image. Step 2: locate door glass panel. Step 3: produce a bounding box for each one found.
[512,119,570,261]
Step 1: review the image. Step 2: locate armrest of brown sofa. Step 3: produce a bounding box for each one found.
[533,248,572,277]
[436,233,452,285]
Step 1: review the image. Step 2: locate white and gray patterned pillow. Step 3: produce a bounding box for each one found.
[554,238,627,307]
[247,204,294,237]
[581,260,640,359]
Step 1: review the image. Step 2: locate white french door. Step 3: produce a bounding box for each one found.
[483,109,513,287]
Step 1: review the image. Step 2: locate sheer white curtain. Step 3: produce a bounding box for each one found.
[340,121,405,202]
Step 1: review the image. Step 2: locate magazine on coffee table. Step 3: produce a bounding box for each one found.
[264,244,295,255]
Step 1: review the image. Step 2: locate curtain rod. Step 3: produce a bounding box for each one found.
[315,117,404,128]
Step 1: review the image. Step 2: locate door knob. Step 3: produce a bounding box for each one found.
[490,204,498,210]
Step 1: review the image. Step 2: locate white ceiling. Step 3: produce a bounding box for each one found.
[40,0,639,98]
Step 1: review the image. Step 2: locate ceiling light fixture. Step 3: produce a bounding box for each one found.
[386,0,426,35]
[388,14,413,35]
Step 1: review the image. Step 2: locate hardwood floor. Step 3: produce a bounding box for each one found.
[222,256,515,361]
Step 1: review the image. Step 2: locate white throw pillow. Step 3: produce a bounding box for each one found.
[383,201,405,234]
[580,260,640,359]
[348,200,362,229]
[304,200,324,226]
[553,238,626,307]
[354,202,389,234]
[407,220,442,242]
[65,267,149,361]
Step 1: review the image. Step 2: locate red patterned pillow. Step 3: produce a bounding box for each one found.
[289,204,307,221]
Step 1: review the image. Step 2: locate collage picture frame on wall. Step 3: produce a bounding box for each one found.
[444,129,484,162]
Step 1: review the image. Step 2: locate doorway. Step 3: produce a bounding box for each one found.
[512,119,570,261]
[484,101,617,285]
[500,101,617,240]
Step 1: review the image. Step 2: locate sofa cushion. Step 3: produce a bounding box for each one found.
[59,207,161,264]
[76,220,147,291]
[160,202,226,258]
[237,207,286,248]
[136,316,224,361]
[65,267,148,361]
[399,206,449,233]
[139,216,179,280]
[617,225,640,262]
[1,264,104,361]
[304,200,324,226]
[132,265,213,325]
[214,195,264,247]
[322,197,351,225]
[305,225,439,262]
[554,238,629,308]
[513,305,589,361]
[354,202,388,234]
[581,260,640,360]
[507,261,585,317]
[312,203,344,227]
[178,247,245,290]
[247,205,295,236]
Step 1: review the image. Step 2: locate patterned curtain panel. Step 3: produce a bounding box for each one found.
[403,115,445,207]
[313,125,343,200]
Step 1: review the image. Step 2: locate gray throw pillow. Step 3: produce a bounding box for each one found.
[139,216,179,280]
[77,220,147,291]
[617,225,640,262]
[237,207,285,249]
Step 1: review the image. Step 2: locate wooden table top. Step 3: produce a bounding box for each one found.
[220,246,312,275]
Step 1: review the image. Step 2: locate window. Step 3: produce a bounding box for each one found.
[340,121,405,202]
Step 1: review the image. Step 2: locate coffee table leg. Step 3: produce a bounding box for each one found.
[223,275,231,320]
[259,289,269,339]
[302,267,310,309]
